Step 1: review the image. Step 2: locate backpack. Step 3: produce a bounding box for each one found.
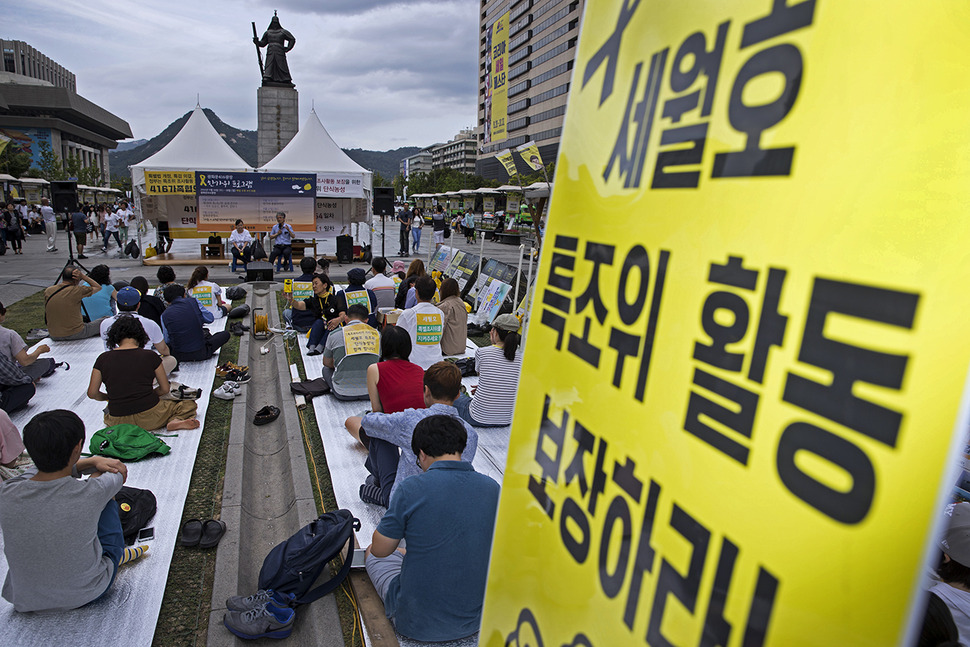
[115,486,157,545]
[124,240,139,258]
[252,238,267,260]
[258,509,359,605]
[89,424,172,461]
[289,377,331,399]
[225,286,248,301]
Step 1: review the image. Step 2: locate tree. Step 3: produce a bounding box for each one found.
[36,140,65,181]
[0,145,31,178]
[372,170,391,189]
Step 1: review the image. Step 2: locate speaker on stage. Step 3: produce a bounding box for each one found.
[246,261,274,282]
[51,180,78,213]
[336,235,354,264]
[373,187,394,216]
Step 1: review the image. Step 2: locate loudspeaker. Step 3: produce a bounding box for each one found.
[336,235,354,264]
[373,187,394,216]
[246,261,274,282]
[50,180,78,213]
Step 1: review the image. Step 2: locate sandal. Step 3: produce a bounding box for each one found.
[172,384,202,400]
[200,519,227,548]
[180,518,203,546]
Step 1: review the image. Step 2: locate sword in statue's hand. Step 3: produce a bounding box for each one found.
[251,22,264,77]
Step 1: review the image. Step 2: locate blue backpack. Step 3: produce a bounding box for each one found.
[258,509,359,605]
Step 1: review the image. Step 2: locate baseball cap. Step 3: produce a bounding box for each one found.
[492,314,520,332]
[117,286,141,308]
[940,502,970,567]
[347,268,368,285]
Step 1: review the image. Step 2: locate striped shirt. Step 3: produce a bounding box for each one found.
[469,345,523,426]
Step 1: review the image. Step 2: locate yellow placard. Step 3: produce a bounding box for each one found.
[480,2,970,646]
[416,313,443,346]
[189,285,213,307]
[343,325,380,356]
[497,149,519,178]
[291,281,312,299]
[145,171,196,195]
[515,141,543,171]
[487,11,510,143]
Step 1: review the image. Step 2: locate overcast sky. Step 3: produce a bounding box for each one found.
[9,0,480,150]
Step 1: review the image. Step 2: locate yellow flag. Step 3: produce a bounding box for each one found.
[496,149,518,178]
[480,2,970,646]
[515,141,543,170]
[0,133,10,157]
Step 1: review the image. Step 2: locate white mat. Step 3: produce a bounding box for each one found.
[0,316,228,646]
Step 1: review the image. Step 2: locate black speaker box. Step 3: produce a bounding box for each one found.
[336,235,354,264]
[50,180,78,213]
[373,187,394,216]
[246,261,274,282]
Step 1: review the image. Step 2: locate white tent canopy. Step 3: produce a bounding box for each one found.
[130,105,251,187]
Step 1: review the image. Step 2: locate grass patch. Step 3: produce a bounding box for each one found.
[2,291,46,339]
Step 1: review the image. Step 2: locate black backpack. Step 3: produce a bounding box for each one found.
[258,509,359,605]
[115,486,157,545]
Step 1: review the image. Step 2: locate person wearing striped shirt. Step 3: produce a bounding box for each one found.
[453,314,523,428]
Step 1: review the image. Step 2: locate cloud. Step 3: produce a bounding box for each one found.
[273,0,476,17]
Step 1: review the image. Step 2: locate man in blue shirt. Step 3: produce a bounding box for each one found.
[161,284,230,362]
[268,211,295,272]
[70,210,89,258]
[365,414,499,642]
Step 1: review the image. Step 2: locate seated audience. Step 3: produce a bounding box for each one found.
[0,409,29,481]
[366,325,425,414]
[268,211,295,272]
[437,278,468,356]
[88,315,199,431]
[0,409,147,612]
[81,264,117,322]
[391,260,406,282]
[128,276,165,326]
[337,268,378,328]
[100,287,177,376]
[283,257,320,331]
[153,265,181,305]
[45,267,107,340]
[186,265,228,318]
[284,273,341,355]
[321,304,381,401]
[394,259,426,310]
[161,284,230,362]
[365,257,397,310]
[0,351,34,414]
[396,276,444,371]
[928,502,970,645]
[365,414,498,642]
[0,300,51,381]
[454,314,523,428]
[229,219,253,272]
[344,362,476,507]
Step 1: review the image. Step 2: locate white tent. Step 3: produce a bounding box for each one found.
[258,110,373,240]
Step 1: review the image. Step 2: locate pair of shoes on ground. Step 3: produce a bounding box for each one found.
[229,321,249,336]
[254,405,280,426]
[170,383,201,400]
[217,361,249,378]
[214,380,246,400]
[180,518,227,548]
[224,589,297,640]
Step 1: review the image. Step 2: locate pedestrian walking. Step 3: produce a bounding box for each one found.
[40,198,57,252]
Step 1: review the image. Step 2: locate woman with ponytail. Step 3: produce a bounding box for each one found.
[453,314,523,427]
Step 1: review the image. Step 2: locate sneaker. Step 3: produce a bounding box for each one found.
[226,589,295,612]
[213,382,239,400]
[217,361,249,377]
[359,482,389,507]
[77,254,88,259]
[224,605,296,640]
[224,369,251,384]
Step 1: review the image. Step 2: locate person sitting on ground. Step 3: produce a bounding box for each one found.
[128,276,165,326]
[437,278,468,356]
[365,257,397,310]
[316,257,331,276]
[0,300,51,382]
[100,287,177,376]
[0,351,35,414]
[88,315,199,431]
[283,273,340,355]
[282,257,321,331]
[268,211,295,272]
[81,264,118,322]
[229,219,254,272]
[365,414,498,642]
[336,268,379,328]
[45,267,109,341]
[0,409,148,613]
[453,314,523,428]
[0,409,30,481]
[161,284,230,362]
[366,325,425,415]
[186,265,228,318]
[344,361,477,508]
[321,304,381,401]
[394,259,426,310]
[153,265,180,304]
[391,260,406,283]
[396,276,444,371]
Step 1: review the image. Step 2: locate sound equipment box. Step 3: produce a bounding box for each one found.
[50,180,79,213]
[373,187,394,216]
[246,261,274,282]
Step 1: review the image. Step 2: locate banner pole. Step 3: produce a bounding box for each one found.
[515,243,524,303]
[524,243,536,333]
[476,231,486,310]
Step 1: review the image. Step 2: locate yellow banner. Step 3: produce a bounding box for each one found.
[487,12,510,144]
[497,149,519,178]
[145,171,196,195]
[343,325,380,356]
[291,281,313,299]
[481,2,970,646]
[515,141,544,171]
[189,285,213,307]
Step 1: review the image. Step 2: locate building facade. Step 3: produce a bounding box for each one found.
[432,128,478,174]
[401,146,436,178]
[476,0,584,180]
[1,40,76,91]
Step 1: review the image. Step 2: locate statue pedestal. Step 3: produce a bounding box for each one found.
[257,86,299,166]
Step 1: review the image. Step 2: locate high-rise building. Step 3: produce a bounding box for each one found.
[432,129,478,174]
[476,0,584,180]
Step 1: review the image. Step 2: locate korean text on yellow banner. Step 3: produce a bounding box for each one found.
[496,149,519,178]
[480,2,970,647]
[343,325,381,356]
[486,11,510,144]
[515,141,544,171]
[145,171,196,195]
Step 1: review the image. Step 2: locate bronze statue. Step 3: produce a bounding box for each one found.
[253,12,296,88]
